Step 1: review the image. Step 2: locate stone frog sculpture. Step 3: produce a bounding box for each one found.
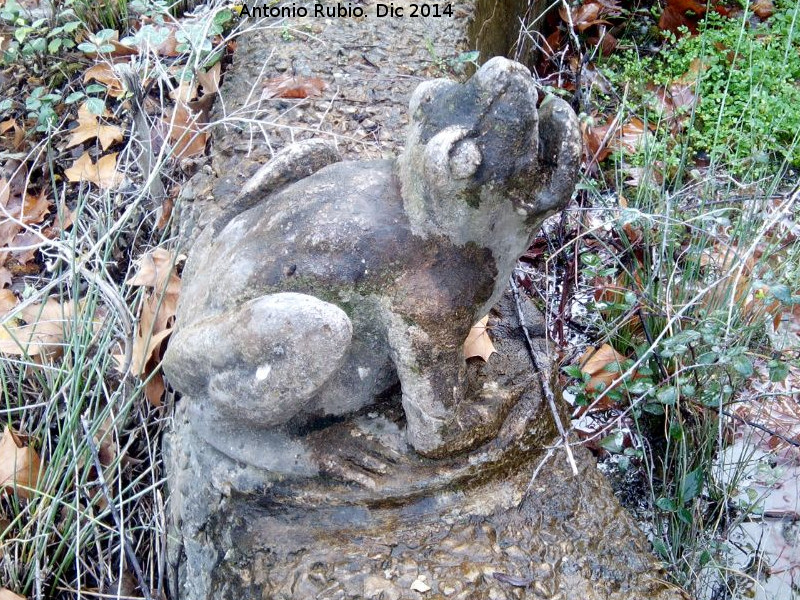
[163,57,581,465]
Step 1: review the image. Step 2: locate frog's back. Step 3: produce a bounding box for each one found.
[183,159,413,317]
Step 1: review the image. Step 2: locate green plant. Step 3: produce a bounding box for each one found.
[70,0,129,32]
[560,171,797,595]
[77,27,116,54]
[175,7,232,65]
[25,86,62,131]
[600,0,800,178]
[0,0,81,68]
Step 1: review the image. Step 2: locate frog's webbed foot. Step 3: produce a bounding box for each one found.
[163,293,353,461]
[308,414,409,490]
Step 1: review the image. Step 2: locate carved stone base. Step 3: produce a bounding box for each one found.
[165,293,683,600]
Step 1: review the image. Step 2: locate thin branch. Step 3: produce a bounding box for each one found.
[511,272,578,475]
[81,416,154,600]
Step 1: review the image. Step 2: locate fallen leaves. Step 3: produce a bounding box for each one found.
[124,249,183,406]
[583,116,653,165]
[578,343,628,393]
[162,102,208,159]
[262,75,326,100]
[0,290,76,358]
[65,102,124,151]
[752,0,775,19]
[464,315,497,361]
[0,590,26,600]
[0,427,41,499]
[559,0,622,33]
[63,152,124,189]
[659,0,708,34]
[83,63,126,98]
[0,119,25,151]
[0,178,54,284]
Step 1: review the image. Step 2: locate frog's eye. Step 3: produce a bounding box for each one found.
[408,79,458,117]
[449,138,481,180]
[423,126,481,186]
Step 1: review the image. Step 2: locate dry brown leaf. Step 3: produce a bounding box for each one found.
[614,117,649,153]
[169,80,198,103]
[4,189,51,225]
[65,102,124,151]
[262,75,326,100]
[162,103,208,159]
[543,29,563,59]
[560,0,622,32]
[582,119,613,163]
[0,178,9,208]
[0,427,41,499]
[0,588,26,600]
[126,248,183,297]
[579,343,628,392]
[658,0,708,34]
[83,63,126,98]
[197,62,221,94]
[145,371,166,407]
[463,315,496,361]
[64,152,124,189]
[95,414,117,469]
[0,268,11,289]
[588,31,618,55]
[155,28,180,57]
[0,160,28,202]
[0,289,16,312]
[110,39,138,57]
[0,119,25,151]
[9,231,39,265]
[156,193,175,230]
[752,0,775,19]
[0,296,75,358]
[124,249,183,405]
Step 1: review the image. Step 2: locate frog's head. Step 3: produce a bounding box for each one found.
[399,57,580,232]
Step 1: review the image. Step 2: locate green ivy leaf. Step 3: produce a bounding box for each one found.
[85,97,105,115]
[65,91,84,104]
[599,431,624,454]
[676,507,693,525]
[681,468,703,503]
[770,283,792,304]
[698,351,718,365]
[767,359,789,382]
[656,496,676,511]
[656,386,677,405]
[731,355,753,377]
[643,402,665,415]
[652,537,670,560]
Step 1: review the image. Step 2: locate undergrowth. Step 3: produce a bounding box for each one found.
[523,1,800,598]
[599,0,800,178]
[0,1,270,597]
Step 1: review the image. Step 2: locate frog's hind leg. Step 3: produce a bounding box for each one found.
[163,292,353,434]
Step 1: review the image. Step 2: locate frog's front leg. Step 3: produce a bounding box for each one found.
[383,312,472,458]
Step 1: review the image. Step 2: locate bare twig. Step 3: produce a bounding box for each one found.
[510,273,578,476]
[81,416,154,600]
